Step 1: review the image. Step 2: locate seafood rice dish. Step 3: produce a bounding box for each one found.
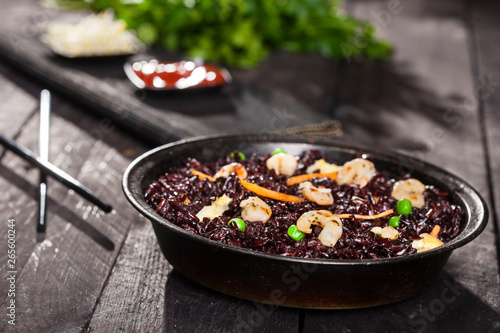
[144,149,463,259]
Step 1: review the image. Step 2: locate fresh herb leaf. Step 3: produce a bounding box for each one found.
[54,0,392,68]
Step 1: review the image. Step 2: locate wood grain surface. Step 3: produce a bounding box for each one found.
[0,62,149,332]
[302,0,500,331]
[0,0,341,145]
[0,0,498,332]
[471,0,500,269]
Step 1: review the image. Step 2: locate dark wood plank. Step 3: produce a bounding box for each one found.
[304,0,500,331]
[0,0,498,332]
[0,65,46,297]
[0,73,149,331]
[0,59,142,294]
[0,67,38,139]
[471,0,500,270]
[88,212,299,332]
[86,219,170,332]
[304,272,499,332]
[341,0,499,305]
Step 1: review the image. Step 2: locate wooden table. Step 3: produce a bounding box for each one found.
[1,0,499,332]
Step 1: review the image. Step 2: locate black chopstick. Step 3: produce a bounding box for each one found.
[38,89,50,232]
[0,134,113,213]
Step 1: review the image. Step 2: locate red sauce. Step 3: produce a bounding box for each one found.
[125,59,231,90]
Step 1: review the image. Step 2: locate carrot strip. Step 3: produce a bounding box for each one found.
[190,169,215,182]
[286,172,338,186]
[332,209,394,220]
[240,179,304,203]
[430,225,441,237]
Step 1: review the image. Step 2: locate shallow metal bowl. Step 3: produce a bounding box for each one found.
[122,134,488,309]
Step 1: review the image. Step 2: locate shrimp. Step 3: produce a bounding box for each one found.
[391,178,426,208]
[266,153,297,176]
[411,233,444,253]
[240,196,272,223]
[298,181,314,190]
[337,158,376,187]
[306,159,340,174]
[302,185,334,206]
[196,194,232,221]
[214,162,248,179]
[296,210,343,247]
[370,226,398,240]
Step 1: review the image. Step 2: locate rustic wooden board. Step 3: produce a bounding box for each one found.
[304,272,499,332]
[471,0,500,268]
[87,210,299,332]
[304,0,500,331]
[0,66,42,299]
[1,0,499,332]
[0,64,149,331]
[0,0,342,146]
[85,219,171,332]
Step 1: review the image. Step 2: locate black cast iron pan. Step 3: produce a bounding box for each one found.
[122,134,488,309]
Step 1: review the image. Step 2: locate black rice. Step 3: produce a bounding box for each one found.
[144,150,463,259]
